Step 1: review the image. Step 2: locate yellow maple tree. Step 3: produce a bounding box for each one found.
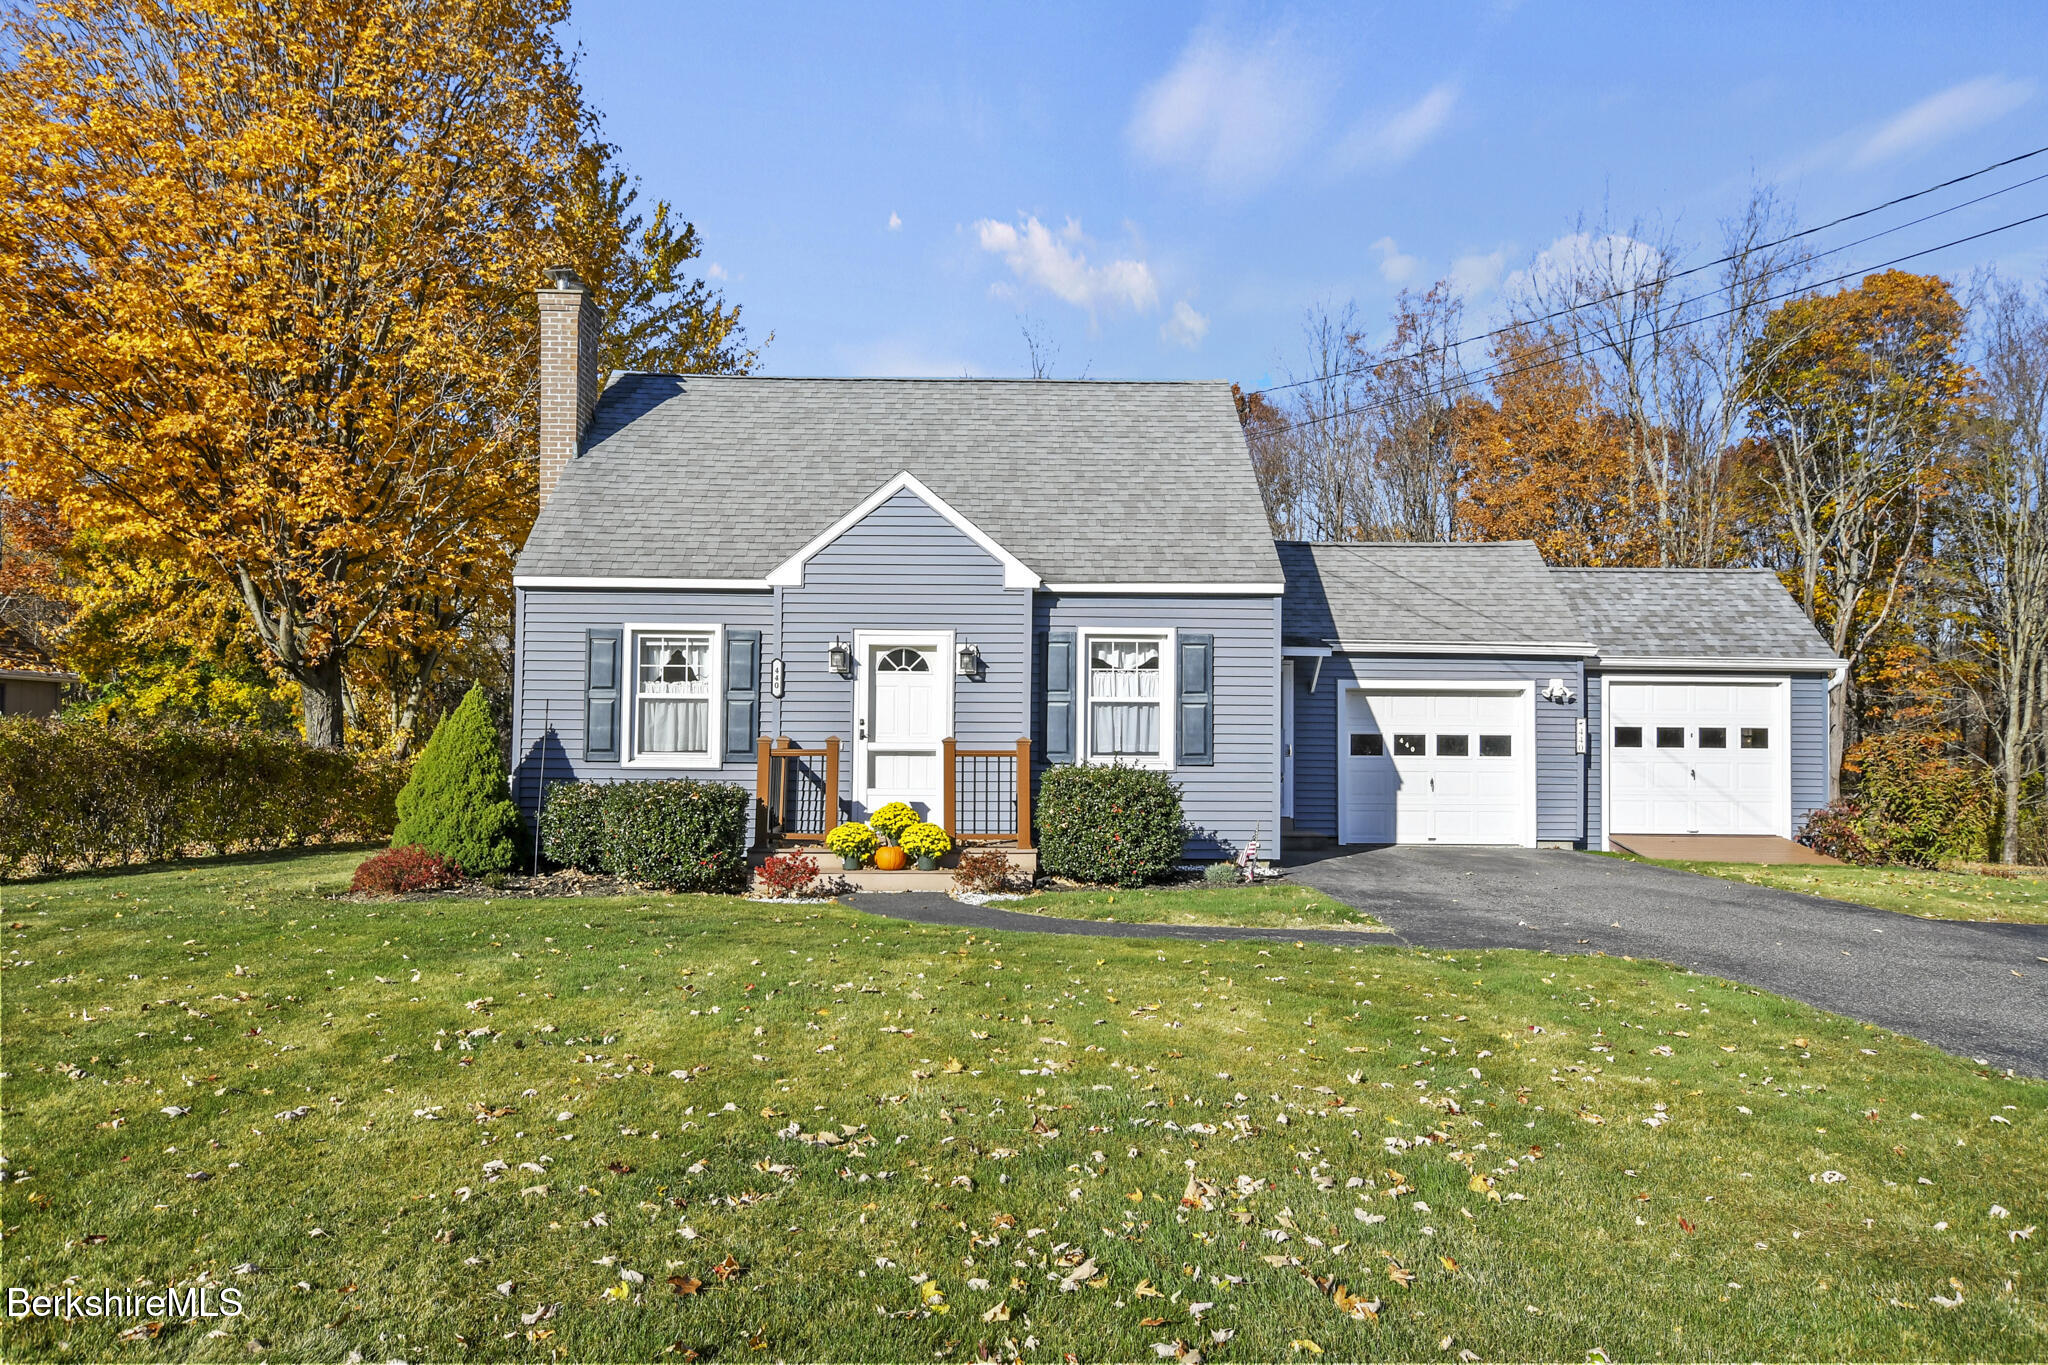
[0,0,585,744]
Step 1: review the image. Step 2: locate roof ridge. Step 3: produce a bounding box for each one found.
[607,372,1231,385]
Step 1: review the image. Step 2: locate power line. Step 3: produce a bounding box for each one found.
[1264,205,2048,439]
[1249,140,2048,400]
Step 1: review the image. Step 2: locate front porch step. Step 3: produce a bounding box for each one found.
[752,844,1037,893]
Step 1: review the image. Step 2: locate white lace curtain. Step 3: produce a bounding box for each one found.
[1090,638,1161,756]
[639,635,711,754]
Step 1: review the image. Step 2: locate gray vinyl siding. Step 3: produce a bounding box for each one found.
[510,587,775,823]
[1033,594,1282,861]
[776,488,1031,820]
[1582,669,1835,847]
[1291,654,1587,846]
[1791,672,1831,826]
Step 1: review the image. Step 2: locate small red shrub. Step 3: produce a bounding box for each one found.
[352,844,464,895]
[755,852,822,899]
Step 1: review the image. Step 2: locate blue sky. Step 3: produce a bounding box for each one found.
[565,1,2048,386]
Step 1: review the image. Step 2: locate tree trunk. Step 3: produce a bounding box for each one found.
[299,656,347,749]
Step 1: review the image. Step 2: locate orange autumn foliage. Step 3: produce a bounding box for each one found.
[0,0,587,745]
[1454,330,1658,566]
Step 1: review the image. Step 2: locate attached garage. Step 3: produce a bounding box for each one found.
[1338,683,1535,846]
[1603,679,1786,836]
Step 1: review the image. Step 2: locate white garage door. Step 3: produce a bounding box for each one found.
[1341,688,1528,845]
[1607,682,1780,835]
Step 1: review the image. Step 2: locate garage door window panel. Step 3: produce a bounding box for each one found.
[1351,733,1383,756]
[1698,727,1727,748]
[1436,734,1469,756]
[1614,727,1642,747]
[1656,727,1685,748]
[1393,734,1425,756]
[1742,727,1769,749]
[1479,734,1512,757]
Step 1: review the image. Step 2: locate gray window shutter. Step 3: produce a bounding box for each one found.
[723,628,761,764]
[584,627,622,762]
[1177,633,1214,766]
[1043,630,1076,764]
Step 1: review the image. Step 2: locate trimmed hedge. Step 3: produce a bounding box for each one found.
[0,717,404,878]
[1036,763,1188,887]
[539,778,751,893]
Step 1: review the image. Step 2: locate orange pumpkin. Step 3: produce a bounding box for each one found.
[873,845,909,872]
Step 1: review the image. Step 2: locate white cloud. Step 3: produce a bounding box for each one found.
[1450,248,1507,298]
[705,262,728,281]
[1371,236,1423,286]
[1504,232,1661,302]
[1127,26,1322,194]
[1160,299,1210,349]
[887,212,902,231]
[972,215,1159,314]
[1338,83,1459,170]
[1853,76,2034,166]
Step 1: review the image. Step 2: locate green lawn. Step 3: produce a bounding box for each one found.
[1002,882,1385,931]
[1629,859,2048,925]
[1,851,2042,1363]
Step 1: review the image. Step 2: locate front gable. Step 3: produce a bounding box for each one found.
[766,471,1041,590]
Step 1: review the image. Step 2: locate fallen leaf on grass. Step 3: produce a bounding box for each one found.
[983,1302,1011,1323]
[1387,1260,1415,1287]
[1291,1341,1323,1356]
[1332,1284,1381,1321]
[668,1276,703,1295]
[1134,1280,1165,1299]
[711,1254,746,1282]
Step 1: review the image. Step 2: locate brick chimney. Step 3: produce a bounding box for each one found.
[538,265,599,506]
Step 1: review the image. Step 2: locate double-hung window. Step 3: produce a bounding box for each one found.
[1083,631,1173,765]
[629,627,720,766]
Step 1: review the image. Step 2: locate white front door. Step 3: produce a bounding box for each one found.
[855,637,951,821]
[1342,688,1529,845]
[1608,682,1780,835]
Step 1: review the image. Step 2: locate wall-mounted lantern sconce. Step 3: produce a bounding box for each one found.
[827,638,852,678]
[770,657,785,699]
[957,640,982,679]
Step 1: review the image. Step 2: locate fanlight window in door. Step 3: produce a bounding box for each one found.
[877,647,931,672]
[637,633,712,756]
[1089,637,1162,758]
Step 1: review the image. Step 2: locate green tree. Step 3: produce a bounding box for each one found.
[391,684,521,874]
[555,139,764,380]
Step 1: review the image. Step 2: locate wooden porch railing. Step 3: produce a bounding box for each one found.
[756,735,1033,851]
[754,736,840,848]
[943,737,1033,849]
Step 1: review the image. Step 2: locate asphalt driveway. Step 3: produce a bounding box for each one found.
[1286,845,2048,1079]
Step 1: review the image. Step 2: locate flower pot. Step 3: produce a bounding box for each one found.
[915,854,939,872]
[840,854,864,872]
[874,845,909,872]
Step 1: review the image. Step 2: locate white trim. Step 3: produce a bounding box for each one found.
[1595,673,1793,850]
[768,472,1041,590]
[1280,660,1296,820]
[621,622,725,770]
[515,576,771,590]
[1281,645,1332,658]
[1595,654,1846,674]
[0,668,77,684]
[1044,582,1285,595]
[1334,679,1538,849]
[852,629,956,818]
[1077,626,1177,770]
[1336,640,1599,657]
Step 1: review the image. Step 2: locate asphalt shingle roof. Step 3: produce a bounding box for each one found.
[1552,568,1839,661]
[516,375,1284,586]
[1278,541,1592,650]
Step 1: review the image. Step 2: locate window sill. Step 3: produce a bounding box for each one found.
[621,754,725,770]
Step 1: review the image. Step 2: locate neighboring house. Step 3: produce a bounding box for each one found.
[0,618,77,718]
[510,269,1844,863]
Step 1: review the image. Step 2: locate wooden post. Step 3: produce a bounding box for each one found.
[754,736,773,851]
[1014,737,1033,849]
[824,737,841,831]
[942,736,958,835]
